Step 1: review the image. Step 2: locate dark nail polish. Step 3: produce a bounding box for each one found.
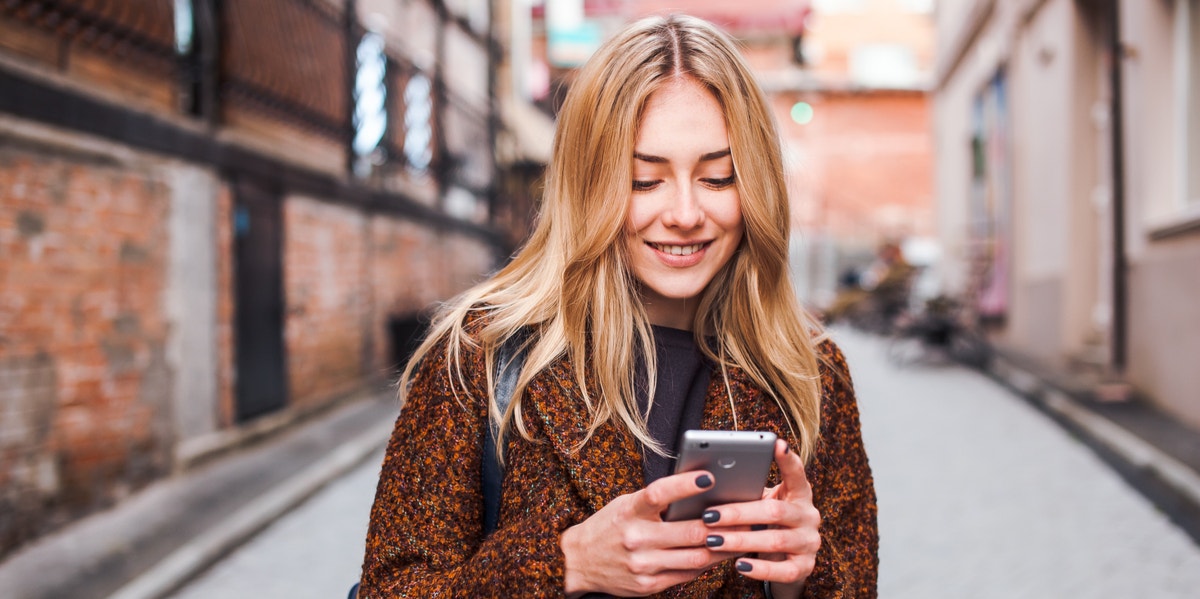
[703,510,720,524]
[750,524,768,531]
[705,535,724,547]
[736,561,753,572]
[696,474,713,488]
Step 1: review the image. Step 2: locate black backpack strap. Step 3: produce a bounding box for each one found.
[481,330,528,536]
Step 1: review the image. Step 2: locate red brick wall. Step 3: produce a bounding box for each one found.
[283,196,370,409]
[443,235,497,297]
[215,183,236,428]
[778,91,935,245]
[369,216,441,376]
[0,144,172,555]
[282,201,498,402]
[0,144,502,556]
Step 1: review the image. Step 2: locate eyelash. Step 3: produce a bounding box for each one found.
[705,176,736,190]
[632,176,737,192]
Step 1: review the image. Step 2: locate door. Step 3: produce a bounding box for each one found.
[233,180,287,421]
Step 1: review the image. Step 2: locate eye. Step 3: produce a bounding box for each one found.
[702,175,736,190]
[632,179,661,192]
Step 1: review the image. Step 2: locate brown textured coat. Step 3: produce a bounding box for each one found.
[360,321,878,598]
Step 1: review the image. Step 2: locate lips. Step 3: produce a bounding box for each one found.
[649,241,709,256]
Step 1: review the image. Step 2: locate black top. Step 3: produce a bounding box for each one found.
[638,325,712,485]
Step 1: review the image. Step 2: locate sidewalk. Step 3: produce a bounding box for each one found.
[0,389,399,599]
[983,344,1200,545]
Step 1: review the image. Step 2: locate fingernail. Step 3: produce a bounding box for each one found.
[750,524,768,531]
[696,474,713,488]
[703,510,720,524]
[736,561,753,572]
[705,535,724,547]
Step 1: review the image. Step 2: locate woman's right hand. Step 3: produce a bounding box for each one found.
[560,471,734,597]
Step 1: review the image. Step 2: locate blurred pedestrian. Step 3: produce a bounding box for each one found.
[359,14,877,598]
[824,242,915,333]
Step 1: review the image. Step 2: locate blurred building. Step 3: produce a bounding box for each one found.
[933,0,1200,427]
[0,0,545,558]
[520,0,935,308]
[767,0,936,308]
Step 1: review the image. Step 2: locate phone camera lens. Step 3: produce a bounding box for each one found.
[699,442,709,449]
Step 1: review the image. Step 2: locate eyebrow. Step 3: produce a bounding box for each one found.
[633,148,732,164]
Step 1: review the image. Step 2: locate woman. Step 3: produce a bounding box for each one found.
[360,14,877,598]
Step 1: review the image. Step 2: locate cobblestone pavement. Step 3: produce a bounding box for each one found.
[170,328,1200,598]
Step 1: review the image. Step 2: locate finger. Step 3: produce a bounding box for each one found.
[620,518,713,552]
[632,547,732,574]
[701,522,819,557]
[773,440,812,501]
[734,555,816,585]
[635,470,716,519]
[702,496,807,530]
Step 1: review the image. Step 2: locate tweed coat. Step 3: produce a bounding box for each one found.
[360,318,878,598]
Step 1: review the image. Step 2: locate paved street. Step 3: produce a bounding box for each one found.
[838,327,1200,598]
[170,449,382,599]
[170,328,1200,598]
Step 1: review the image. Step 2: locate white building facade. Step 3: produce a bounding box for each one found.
[934,0,1200,428]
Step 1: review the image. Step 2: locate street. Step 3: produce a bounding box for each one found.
[170,328,1200,598]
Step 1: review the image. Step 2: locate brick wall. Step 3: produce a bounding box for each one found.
[0,141,173,556]
[0,1,510,559]
[443,234,498,298]
[216,183,236,428]
[779,91,935,245]
[369,216,442,376]
[283,196,371,409]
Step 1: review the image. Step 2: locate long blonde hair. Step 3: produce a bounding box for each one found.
[400,14,826,463]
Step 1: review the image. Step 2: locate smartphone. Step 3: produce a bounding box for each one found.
[663,430,777,521]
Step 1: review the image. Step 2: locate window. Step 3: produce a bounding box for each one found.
[353,32,388,179]
[404,73,434,175]
[174,0,194,54]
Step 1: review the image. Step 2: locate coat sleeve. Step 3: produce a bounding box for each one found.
[801,339,879,598]
[358,334,577,598]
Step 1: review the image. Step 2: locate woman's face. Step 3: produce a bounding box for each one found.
[625,78,744,330]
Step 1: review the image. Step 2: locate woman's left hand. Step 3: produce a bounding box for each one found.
[701,439,820,599]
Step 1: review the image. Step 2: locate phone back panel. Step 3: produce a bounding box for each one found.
[663,430,777,521]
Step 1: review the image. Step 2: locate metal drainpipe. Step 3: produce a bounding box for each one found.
[1109,0,1129,374]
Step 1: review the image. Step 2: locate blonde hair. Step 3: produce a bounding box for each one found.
[400,14,826,463]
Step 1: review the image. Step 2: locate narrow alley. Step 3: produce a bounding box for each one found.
[166,328,1200,599]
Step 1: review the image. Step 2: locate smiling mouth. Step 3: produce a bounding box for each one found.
[649,242,709,256]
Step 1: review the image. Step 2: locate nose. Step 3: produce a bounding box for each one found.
[663,183,705,229]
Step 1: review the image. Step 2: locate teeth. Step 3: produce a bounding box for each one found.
[652,243,704,256]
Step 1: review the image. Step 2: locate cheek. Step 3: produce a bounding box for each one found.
[717,194,744,233]
[625,198,654,233]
